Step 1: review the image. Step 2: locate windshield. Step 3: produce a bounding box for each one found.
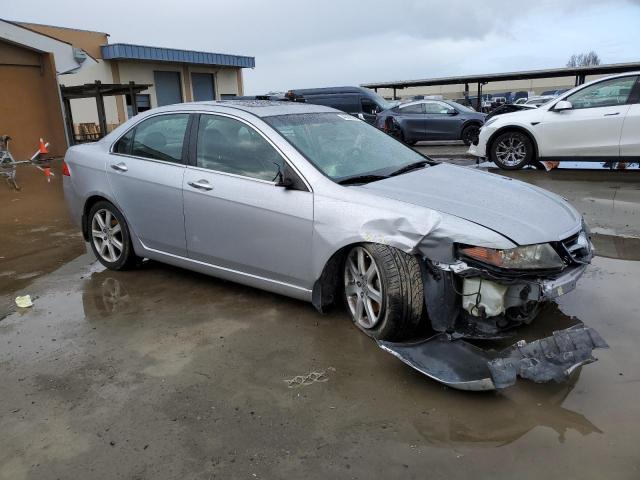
[265,112,428,182]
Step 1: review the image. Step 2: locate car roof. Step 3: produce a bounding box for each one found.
[152,100,338,118]
[287,86,370,95]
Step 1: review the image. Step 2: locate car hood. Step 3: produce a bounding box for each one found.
[357,163,581,245]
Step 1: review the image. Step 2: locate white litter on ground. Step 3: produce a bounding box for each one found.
[15,295,33,308]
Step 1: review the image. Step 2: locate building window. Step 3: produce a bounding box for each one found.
[126,94,151,118]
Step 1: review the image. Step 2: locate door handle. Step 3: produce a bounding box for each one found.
[604,112,620,116]
[111,162,128,172]
[188,180,213,191]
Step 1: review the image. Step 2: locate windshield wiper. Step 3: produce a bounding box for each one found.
[337,174,388,185]
[388,160,430,177]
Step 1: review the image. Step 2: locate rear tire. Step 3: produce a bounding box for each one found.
[88,201,140,271]
[490,131,534,170]
[343,244,424,341]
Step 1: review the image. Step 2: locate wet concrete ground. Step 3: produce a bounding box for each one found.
[1,160,639,479]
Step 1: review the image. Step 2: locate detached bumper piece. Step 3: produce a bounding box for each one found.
[378,325,608,391]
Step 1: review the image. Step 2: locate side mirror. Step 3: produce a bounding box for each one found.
[275,175,294,188]
[274,163,294,189]
[553,100,573,112]
[357,113,366,120]
[447,109,458,116]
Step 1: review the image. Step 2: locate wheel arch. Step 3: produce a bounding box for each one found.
[311,242,359,313]
[487,125,540,161]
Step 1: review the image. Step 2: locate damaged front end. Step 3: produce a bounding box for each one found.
[381,224,608,391]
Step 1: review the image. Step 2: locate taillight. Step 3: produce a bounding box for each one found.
[62,160,71,176]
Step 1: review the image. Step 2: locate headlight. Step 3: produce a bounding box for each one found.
[459,243,564,270]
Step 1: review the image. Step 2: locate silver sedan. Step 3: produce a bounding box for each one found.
[63,101,605,390]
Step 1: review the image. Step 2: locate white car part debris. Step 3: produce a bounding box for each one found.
[378,325,608,391]
[462,278,508,317]
[15,295,33,308]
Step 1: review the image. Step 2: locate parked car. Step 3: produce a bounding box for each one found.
[485,103,537,119]
[376,99,486,145]
[63,100,605,390]
[284,86,396,124]
[469,72,640,169]
[513,98,528,105]
[524,95,557,107]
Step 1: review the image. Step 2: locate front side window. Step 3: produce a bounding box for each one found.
[265,113,427,181]
[196,114,283,181]
[424,101,455,114]
[130,114,189,163]
[566,76,637,110]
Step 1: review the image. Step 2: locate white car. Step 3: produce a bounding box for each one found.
[469,72,640,169]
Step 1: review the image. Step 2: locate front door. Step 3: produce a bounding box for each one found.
[183,113,314,288]
[108,113,190,256]
[423,101,462,140]
[539,75,637,158]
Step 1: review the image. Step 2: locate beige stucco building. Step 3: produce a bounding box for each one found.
[0,19,254,157]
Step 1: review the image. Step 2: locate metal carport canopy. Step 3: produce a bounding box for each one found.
[361,61,640,89]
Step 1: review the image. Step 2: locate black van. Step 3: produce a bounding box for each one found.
[284,86,397,123]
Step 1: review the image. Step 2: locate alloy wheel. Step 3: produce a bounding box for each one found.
[344,247,384,329]
[495,136,527,167]
[91,209,123,263]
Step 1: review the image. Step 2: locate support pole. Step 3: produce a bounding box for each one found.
[61,90,75,146]
[393,87,397,100]
[476,82,482,111]
[128,81,139,116]
[95,80,108,138]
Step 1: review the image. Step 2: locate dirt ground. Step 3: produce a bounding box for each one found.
[1,159,639,479]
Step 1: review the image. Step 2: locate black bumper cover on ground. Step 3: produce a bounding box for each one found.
[378,325,608,391]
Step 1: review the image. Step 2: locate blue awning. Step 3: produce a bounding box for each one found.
[101,43,255,68]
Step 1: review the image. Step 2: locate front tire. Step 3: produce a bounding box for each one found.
[88,201,140,270]
[343,244,424,341]
[461,124,480,146]
[490,131,534,170]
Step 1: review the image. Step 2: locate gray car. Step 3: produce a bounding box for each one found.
[63,101,606,390]
[375,99,486,145]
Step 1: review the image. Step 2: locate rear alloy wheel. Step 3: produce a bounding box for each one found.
[88,201,140,270]
[343,244,424,341]
[461,124,480,146]
[490,131,534,170]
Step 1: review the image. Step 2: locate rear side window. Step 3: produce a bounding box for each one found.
[399,103,425,114]
[129,114,189,163]
[114,129,134,154]
[196,114,283,181]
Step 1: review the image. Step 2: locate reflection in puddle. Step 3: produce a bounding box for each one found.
[80,263,603,448]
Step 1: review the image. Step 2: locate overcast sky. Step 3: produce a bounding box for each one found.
[6,0,640,93]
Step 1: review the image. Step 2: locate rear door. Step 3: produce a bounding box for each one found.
[423,101,462,140]
[396,103,426,140]
[183,113,314,288]
[108,113,190,256]
[539,75,637,158]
